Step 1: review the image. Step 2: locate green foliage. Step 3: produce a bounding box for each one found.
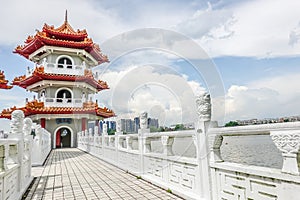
[158,126,166,132]
[225,121,239,127]
[166,188,172,193]
[150,127,159,132]
[107,128,116,135]
[174,124,184,131]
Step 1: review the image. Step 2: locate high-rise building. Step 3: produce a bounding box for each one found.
[133,117,140,133]
[148,118,159,129]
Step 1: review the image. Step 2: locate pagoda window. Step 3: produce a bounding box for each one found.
[56,55,73,69]
[56,88,72,103]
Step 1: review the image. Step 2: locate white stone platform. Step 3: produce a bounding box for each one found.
[24,148,182,200]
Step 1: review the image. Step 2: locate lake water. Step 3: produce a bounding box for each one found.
[221,135,283,169]
[151,134,283,169]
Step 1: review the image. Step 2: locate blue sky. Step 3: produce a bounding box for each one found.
[1,0,300,130]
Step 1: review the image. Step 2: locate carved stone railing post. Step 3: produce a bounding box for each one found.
[23,118,32,136]
[94,126,99,136]
[9,110,26,191]
[93,126,98,151]
[194,93,212,200]
[116,119,123,135]
[10,110,25,137]
[23,118,33,162]
[270,130,300,175]
[161,135,174,156]
[126,136,133,150]
[103,123,108,136]
[138,112,150,174]
[140,112,148,129]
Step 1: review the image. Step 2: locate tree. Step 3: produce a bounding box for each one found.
[175,124,185,131]
[224,121,239,127]
[108,128,116,135]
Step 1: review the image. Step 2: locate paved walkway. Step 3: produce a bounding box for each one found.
[24,148,182,200]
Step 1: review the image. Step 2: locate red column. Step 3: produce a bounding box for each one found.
[41,118,46,128]
[82,118,86,131]
[95,120,99,135]
[56,129,61,148]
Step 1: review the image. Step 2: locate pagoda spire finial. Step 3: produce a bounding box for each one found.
[65,10,68,23]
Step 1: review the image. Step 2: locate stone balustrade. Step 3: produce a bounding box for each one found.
[77,93,300,200]
[78,128,200,199]
[208,123,300,200]
[0,110,33,200]
[31,123,51,166]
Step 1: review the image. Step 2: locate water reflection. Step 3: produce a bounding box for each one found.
[221,135,283,169]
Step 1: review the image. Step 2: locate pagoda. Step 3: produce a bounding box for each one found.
[0,12,115,148]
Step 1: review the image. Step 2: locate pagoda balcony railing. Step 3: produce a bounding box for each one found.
[43,63,85,76]
[27,63,100,79]
[41,97,83,107]
[27,63,98,77]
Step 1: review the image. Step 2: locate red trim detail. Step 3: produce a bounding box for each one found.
[0,100,115,119]
[12,67,109,91]
[82,118,86,131]
[41,118,46,128]
[56,129,61,148]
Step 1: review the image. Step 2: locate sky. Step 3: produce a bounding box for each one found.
[1,0,300,130]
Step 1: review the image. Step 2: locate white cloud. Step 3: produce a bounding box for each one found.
[95,65,206,126]
[176,0,300,58]
[175,5,234,39]
[2,0,298,58]
[223,73,300,122]
[0,0,126,45]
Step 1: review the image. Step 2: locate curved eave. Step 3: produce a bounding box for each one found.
[44,28,87,41]
[0,107,115,119]
[88,46,109,64]
[14,36,108,64]
[14,37,43,59]
[12,73,109,91]
[37,34,93,49]
[0,84,13,89]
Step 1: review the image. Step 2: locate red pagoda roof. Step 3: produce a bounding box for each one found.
[14,12,108,64]
[12,66,109,91]
[0,71,13,89]
[0,100,115,119]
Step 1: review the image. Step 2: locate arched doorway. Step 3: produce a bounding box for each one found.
[55,127,72,148]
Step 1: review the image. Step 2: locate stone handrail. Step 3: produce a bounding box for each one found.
[207,122,300,174]
[209,122,300,136]
[31,123,51,166]
[0,110,34,200]
[208,122,300,200]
